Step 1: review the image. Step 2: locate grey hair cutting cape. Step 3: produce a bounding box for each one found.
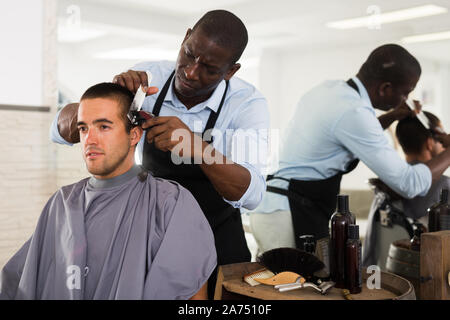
[0,165,217,299]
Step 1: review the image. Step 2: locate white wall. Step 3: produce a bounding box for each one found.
[0,1,44,106]
[58,44,261,103]
[58,44,140,101]
[0,0,59,268]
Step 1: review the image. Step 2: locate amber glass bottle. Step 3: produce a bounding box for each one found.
[345,224,362,294]
[428,189,450,232]
[330,195,355,288]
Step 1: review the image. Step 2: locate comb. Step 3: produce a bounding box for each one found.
[243,269,275,286]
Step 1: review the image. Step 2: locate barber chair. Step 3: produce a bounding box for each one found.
[362,178,423,270]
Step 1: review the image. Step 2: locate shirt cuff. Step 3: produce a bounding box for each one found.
[49,109,73,146]
[222,163,266,210]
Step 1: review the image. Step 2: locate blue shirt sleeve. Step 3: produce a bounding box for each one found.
[334,106,431,198]
[223,96,270,210]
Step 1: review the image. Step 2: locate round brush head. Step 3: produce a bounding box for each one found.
[256,247,325,278]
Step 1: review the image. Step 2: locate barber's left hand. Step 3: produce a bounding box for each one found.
[142,116,204,158]
[433,132,450,148]
[393,100,421,120]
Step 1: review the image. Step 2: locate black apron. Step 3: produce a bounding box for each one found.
[142,71,251,298]
[266,79,360,247]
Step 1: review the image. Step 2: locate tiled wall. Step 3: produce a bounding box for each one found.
[0,109,87,268]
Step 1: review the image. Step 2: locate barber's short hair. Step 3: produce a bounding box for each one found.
[395,111,440,155]
[192,10,248,63]
[80,82,134,133]
[358,44,421,87]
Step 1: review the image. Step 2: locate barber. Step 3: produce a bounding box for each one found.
[250,44,450,254]
[50,10,269,298]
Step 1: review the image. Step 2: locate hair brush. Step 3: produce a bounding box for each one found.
[256,247,325,281]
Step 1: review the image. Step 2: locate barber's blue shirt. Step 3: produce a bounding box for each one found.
[255,76,432,213]
[50,61,270,210]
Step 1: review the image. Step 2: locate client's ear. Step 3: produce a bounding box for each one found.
[130,126,143,147]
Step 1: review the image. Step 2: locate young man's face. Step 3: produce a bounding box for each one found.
[77,98,141,179]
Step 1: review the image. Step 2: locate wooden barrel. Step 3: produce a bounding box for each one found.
[385,239,420,298]
[215,262,416,300]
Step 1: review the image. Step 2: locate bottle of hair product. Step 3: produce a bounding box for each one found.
[345,224,362,294]
[299,235,316,254]
[428,189,449,232]
[439,204,450,231]
[330,195,355,288]
[410,228,421,251]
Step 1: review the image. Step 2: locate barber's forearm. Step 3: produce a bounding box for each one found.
[425,147,450,182]
[199,143,251,201]
[378,111,398,130]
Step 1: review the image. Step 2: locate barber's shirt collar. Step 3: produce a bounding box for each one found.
[351,76,373,109]
[165,77,226,113]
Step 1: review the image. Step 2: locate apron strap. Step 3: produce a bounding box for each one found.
[203,80,229,134]
[266,185,290,196]
[266,174,290,183]
[151,70,229,134]
[346,78,360,95]
[152,71,175,116]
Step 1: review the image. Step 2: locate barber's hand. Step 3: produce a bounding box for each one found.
[142,116,204,159]
[58,103,80,144]
[393,100,421,121]
[112,70,159,95]
[433,133,450,148]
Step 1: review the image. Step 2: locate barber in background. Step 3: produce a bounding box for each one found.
[50,10,269,299]
[250,44,450,256]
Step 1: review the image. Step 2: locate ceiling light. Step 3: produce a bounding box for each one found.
[402,30,450,43]
[93,47,178,60]
[326,4,447,30]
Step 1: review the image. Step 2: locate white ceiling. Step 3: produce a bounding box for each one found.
[57,0,450,63]
[88,0,254,15]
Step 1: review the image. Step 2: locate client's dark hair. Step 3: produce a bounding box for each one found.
[81,82,134,133]
[358,44,421,87]
[192,10,248,63]
[395,111,441,155]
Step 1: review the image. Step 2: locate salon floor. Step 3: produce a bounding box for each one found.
[241,214,368,262]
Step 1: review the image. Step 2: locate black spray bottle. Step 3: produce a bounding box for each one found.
[428,188,450,232]
[345,224,362,294]
[299,235,316,254]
